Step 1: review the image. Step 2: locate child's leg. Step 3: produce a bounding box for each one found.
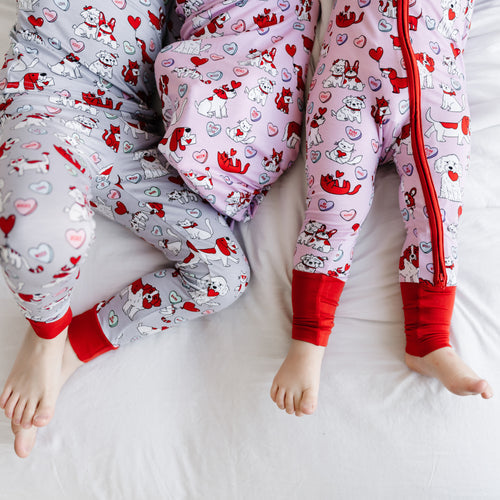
[392,5,491,397]
[271,11,383,415]
[68,155,250,362]
[0,112,95,429]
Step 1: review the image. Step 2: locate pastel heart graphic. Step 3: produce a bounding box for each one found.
[53,0,69,10]
[318,198,334,211]
[223,42,238,55]
[278,0,290,10]
[233,66,249,77]
[161,58,174,67]
[402,164,413,176]
[353,35,366,48]
[107,189,120,200]
[150,40,155,52]
[358,0,371,7]
[22,141,41,149]
[70,39,84,53]
[426,263,435,274]
[244,146,257,158]
[14,198,37,216]
[425,15,436,30]
[29,243,53,263]
[378,19,392,32]
[420,241,432,253]
[178,83,188,98]
[429,41,440,54]
[210,54,224,61]
[281,68,292,82]
[309,150,321,163]
[399,99,410,114]
[126,173,141,184]
[193,150,208,163]
[346,126,362,140]
[231,20,246,33]
[317,63,325,75]
[271,36,283,43]
[292,22,304,31]
[29,181,52,195]
[123,40,135,55]
[42,8,57,22]
[154,270,167,278]
[267,122,279,136]
[207,122,221,137]
[250,107,261,122]
[108,310,118,328]
[340,209,357,221]
[354,166,367,180]
[371,140,379,153]
[207,71,222,81]
[425,146,438,159]
[66,229,86,249]
[401,208,409,221]
[151,225,163,236]
[123,141,134,153]
[318,91,331,103]
[259,173,271,185]
[186,208,201,218]
[336,33,348,45]
[145,186,160,197]
[112,0,126,8]
[48,37,61,50]
[368,76,382,91]
[45,105,61,114]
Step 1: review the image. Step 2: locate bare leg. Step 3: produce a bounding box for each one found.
[270,339,325,417]
[405,347,494,399]
[0,327,69,429]
[10,337,84,458]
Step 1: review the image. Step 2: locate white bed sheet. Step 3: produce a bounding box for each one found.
[0,1,499,498]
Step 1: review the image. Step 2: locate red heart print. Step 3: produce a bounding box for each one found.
[369,47,383,62]
[191,57,208,67]
[115,201,128,215]
[0,214,15,237]
[28,15,44,27]
[127,15,141,30]
[286,44,296,57]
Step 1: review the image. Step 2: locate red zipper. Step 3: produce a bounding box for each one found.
[397,0,447,289]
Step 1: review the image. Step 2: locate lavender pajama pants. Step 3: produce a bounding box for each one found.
[0,0,250,361]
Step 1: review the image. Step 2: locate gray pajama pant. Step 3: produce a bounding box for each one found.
[0,0,249,360]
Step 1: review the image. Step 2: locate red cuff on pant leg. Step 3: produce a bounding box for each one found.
[291,270,345,347]
[400,282,456,357]
[29,308,73,339]
[68,306,117,363]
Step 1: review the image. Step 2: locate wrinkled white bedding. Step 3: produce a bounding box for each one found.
[1,0,499,498]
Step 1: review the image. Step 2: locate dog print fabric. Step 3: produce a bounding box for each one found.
[155,0,320,221]
[0,0,249,358]
[292,0,474,354]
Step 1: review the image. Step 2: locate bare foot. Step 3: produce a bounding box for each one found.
[0,327,69,429]
[270,339,325,417]
[405,347,493,399]
[10,337,84,458]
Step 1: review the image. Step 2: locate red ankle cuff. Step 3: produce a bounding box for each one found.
[291,270,345,347]
[68,307,117,362]
[400,282,456,357]
[29,308,72,339]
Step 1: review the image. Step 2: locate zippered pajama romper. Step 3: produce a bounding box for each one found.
[292,0,473,356]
